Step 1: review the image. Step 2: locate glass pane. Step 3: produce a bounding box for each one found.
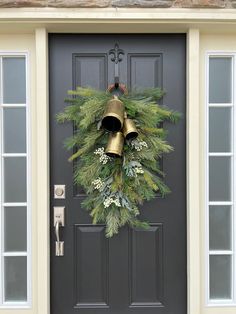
[4,256,27,301]
[4,157,26,203]
[209,206,231,250]
[209,107,231,153]
[4,207,27,252]
[3,108,26,153]
[210,255,232,299]
[3,57,26,104]
[209,57,232,103]
[209,156,231,202]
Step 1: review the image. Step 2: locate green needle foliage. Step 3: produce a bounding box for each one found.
[57,86,180,237]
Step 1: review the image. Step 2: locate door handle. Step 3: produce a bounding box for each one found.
[55,221,64,256]
[54,207,65,256]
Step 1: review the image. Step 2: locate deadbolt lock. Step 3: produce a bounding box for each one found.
[54,185,66,199]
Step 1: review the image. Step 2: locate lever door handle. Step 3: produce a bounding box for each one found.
[54,221,64,256]
[54,207,65,257]
[55,220,61,243]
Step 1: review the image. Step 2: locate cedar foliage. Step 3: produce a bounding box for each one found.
[57,87,180,237]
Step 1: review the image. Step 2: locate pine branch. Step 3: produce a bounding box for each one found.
[57,86,179,237]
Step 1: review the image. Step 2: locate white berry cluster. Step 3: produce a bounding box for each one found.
[135,166,144,175]
[94,147,111,164]
[131,140,148,151]
[92,177,105,192]
[103,196,121,208]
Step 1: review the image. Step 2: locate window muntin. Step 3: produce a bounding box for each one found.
[206,54,236,305]
[0,54,31,307]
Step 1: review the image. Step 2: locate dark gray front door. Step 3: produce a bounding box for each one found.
[49,34,186,314]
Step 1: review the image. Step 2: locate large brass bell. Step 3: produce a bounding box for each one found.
[105,132,124,157]
[123,117,138,140]
[102,96,124,132]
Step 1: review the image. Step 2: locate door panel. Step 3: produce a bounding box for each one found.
[128,54,162,89]
[74,225,109,307]
[129,225,164,306]
[49,34,186,314]
[74,54,107,91]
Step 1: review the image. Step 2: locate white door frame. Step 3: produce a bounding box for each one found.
[35,26,201,314]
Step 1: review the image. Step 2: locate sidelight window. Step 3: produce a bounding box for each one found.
[206,54,236,305]
[0,54,31,307]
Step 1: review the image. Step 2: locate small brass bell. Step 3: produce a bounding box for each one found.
[105,132,124,158]
[102,96,124,132]
[123,118,138,140]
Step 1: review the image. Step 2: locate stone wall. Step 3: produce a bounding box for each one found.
[0,0,234,8]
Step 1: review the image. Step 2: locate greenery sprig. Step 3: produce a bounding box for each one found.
[57,87,180,237]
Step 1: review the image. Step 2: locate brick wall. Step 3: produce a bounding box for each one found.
[0,0,234,8]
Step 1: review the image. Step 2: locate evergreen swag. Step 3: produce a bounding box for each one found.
[57,87,180,237]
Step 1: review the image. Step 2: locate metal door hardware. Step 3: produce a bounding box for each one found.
[54,206,65,226]
[54,185,66,199]
[55,220,64,256]
[54,206,65,256]
[109,43,124,89]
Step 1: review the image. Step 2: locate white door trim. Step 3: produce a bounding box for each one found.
[34,27,201,314]
[187,28,201,314]
[35,28,50,314]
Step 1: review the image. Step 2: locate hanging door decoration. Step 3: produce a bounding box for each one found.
[57,44,180,237]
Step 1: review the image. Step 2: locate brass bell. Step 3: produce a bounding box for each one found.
[102,96,124,132]
[105,132,124,158]
[123,118,138,140]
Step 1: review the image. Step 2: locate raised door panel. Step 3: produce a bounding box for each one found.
[73,54,108,90]
[128,54,162,89]
[129,225,164,307]
[73,54,108,196]
[74,225,109,308]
